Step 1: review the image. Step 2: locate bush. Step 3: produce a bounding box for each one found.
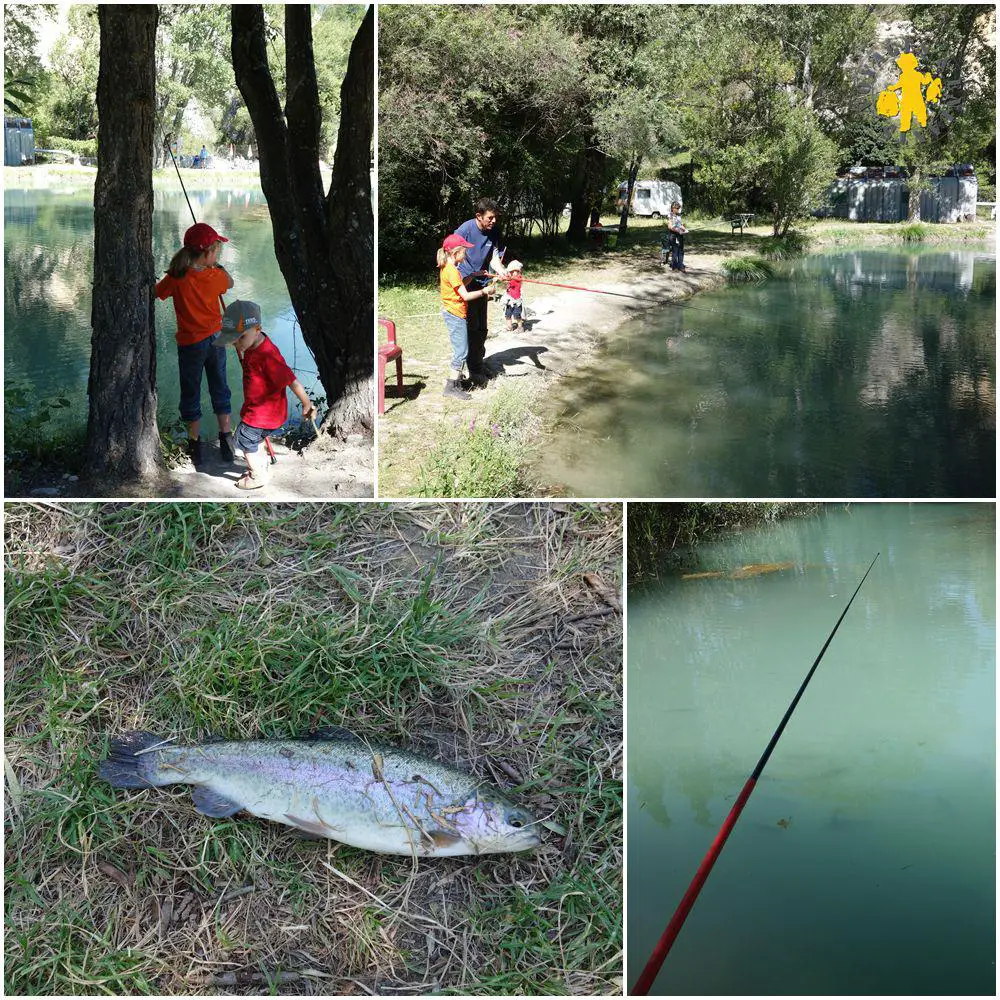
[45,136,97,159]
[898,222,929,242]
[722,256,775,282]
[758,231,810,259]
[416,382,538,498]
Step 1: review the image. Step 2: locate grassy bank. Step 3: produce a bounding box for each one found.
[5,501,623,995]
[3,164,277,193]
[628,502,824,585]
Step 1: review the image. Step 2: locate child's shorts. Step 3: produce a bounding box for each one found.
[504,302,523,321]
[234,421,270,454]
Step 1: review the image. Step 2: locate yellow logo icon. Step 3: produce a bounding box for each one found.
[877,52,942,132]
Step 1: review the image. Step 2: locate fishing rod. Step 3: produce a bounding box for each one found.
[631,552,880,996]
[162,134,278,464]
[470,269,646,301]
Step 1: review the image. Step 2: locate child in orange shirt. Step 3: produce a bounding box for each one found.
[437,233,494,400]
[155,222,236,466]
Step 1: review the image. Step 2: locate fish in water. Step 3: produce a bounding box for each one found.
[682,561,799,581]
[98,729,540,857]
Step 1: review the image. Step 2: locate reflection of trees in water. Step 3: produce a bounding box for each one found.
[4,238,93,397]
[629,504,995,829]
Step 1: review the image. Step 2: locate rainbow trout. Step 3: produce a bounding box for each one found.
[98,729,540,856]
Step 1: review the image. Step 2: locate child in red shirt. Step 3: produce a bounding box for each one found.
[501,259,525,331]
[219,299,316,490]
[155,222,236,466]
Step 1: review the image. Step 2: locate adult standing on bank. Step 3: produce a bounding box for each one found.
[454,197,509,387]
[667,201,688,273]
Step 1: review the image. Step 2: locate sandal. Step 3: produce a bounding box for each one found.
[235,473,266,491]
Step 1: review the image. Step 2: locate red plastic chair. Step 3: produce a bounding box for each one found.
[378,317,403,414]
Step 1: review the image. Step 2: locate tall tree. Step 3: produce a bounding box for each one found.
[232,4,373,437]
[85,5,162,481]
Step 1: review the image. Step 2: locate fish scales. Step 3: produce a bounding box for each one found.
[99,732,540,856]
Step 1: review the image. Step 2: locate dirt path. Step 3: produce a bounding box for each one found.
[23,435,373,499]
[378,249,729,496]
[158,434,374,498]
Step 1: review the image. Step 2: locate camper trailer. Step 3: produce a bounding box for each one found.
[618,179,682,218]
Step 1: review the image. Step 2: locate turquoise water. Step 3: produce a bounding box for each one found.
[628,503,995,994]
[545,249,995,497]
[4,186,320,437]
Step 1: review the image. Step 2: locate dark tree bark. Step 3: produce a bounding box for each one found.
[85,5,163,482]
[232,4,374,439]
[567,139,607,242]
[618,158,641,234]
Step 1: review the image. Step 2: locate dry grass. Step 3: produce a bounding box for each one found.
[4,501,622,996]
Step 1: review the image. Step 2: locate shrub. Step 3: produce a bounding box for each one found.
[722,256,775,282]
[758,231,810,259]
[898,221,930,242]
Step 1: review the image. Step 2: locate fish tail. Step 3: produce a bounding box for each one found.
[98,731,171,788]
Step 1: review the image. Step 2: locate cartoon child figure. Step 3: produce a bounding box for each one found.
[877,52,941,133]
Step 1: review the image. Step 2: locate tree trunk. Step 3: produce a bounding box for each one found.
[567,138,605,242]
[85,5,163,483]
[618,158,641,234]
[907,163,922,222]
[232,4,374,439]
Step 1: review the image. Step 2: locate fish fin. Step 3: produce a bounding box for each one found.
[98,731,164,788]
[285,813,335,838]
[191,786,244,818]
[291,828,327,842]
[428,829,463,848]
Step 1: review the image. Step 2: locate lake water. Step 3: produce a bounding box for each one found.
[4,186,320,438]
[544,249,995,497]
[627,503,995,995]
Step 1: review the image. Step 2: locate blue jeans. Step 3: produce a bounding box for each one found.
[670,235,685,270]
[234,421,267,454]
[177,332,231,423]
[441,309,468,373]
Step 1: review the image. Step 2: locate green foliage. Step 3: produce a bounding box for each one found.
[4,380,74,459]
[416,383,537,498]
[758,231,810,259]
[897,221,930,242]
[43,136,96,158]
[722,256,775,282]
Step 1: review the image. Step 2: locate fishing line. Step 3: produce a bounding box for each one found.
[631,552,880,996]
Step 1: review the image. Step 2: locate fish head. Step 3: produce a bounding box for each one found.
[447,793,541,854]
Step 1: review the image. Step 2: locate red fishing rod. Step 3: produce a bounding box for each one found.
[471,270,645,300]
[631,552,880,996]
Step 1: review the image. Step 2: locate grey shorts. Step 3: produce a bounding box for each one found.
[234,421,268,454]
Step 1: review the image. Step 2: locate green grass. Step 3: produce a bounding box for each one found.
[721,256,775,283]
[4,502,623,995]
[897,221,930,242]
[757,231,810,259]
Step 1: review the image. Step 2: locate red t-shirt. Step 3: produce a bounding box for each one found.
[155,266,230,346]
[506,276,522,300]
[239,333,296,429]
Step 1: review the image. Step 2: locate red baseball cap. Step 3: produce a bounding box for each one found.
[443,233,474,251]
[183,222,229,251]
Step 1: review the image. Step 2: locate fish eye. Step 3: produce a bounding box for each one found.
[507,812,526,829]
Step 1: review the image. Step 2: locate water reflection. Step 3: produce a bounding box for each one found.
[543,250,995,497]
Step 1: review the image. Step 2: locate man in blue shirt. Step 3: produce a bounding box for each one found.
[454,197,509,385]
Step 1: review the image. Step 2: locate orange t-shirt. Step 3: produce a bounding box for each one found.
[439,262,466,318]
[155,266,230,346]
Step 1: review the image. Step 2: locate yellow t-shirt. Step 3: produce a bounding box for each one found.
[439,262,466,318]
